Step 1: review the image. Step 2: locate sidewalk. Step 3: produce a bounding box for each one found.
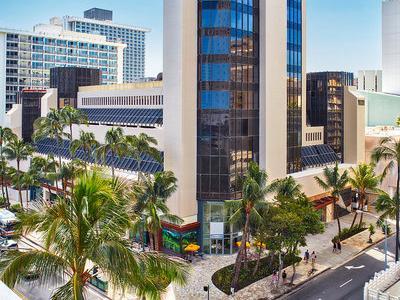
[172,212,390,300]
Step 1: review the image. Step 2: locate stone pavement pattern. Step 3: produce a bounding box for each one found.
[172,213,390,300]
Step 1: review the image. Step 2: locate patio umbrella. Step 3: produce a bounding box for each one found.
[184,244,200,252]
[236,241,251,248]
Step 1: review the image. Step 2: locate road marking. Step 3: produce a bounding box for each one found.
[345,265,365,270]
[339,279,353,288]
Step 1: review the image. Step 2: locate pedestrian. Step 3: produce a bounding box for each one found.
[332,241,337,253]
[311,251,317,270]
[337,241,342,253]
[282,270,287,285]
[271,271,278,289]
[304,249,310,263]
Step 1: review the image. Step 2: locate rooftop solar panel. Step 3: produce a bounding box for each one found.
[301,144,340,169]
[34,138,163,174]
[80,108,163,127]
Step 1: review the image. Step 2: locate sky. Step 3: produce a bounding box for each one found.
[0,0,382,77]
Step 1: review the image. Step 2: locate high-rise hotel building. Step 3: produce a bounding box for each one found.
[382,0,400,95]
[63,9,150,83]
[0,23,125,124]
[164,0,305,254]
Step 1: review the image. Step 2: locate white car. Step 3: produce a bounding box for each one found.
[0,237,18,252]
[0,209,17,237]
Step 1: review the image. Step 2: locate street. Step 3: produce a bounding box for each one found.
[284,235,397,300]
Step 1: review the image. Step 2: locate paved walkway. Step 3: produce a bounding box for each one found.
[171,212,391,300]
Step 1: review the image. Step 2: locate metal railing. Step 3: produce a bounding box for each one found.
[364,262,400,300]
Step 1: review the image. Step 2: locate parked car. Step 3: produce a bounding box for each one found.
[0,209,17,237]
[0,237,17,253]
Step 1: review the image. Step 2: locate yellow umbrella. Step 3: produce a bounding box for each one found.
[236,241,251,248]
[255,241,266,248]
[184,244,200,252]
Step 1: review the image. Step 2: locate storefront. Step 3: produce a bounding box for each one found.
[161,222,199,255]
[199,202,242,255]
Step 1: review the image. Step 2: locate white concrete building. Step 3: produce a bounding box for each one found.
[62,9,150,83]
[382,0,400,95]
[358,70,382,92]
[0,23,125,124]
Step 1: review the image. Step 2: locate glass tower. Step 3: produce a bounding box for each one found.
[287,0,303,174]
[197,0,259,255]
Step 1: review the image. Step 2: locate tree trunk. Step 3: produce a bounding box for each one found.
[278,252,283,286]
[1,175,5,203]
[290,264,296,285]
[5,185,10,209]
[335,199,342,239]
[350,212,358,229]
[111,152,115,179]
[232,212,250,291]
[154,231,159,252]
[26,188,29,209]
[252,245,262,276]
[18,187,23,209]
[358,192,366,227]
[244,230,249,269]
[17,160,23,209]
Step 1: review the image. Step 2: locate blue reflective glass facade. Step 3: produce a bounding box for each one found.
[197,0,260,202]
[287,0,303,173]
[198,0,259,255]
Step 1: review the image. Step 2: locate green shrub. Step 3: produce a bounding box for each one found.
[332,224,366,243]
[9,204,23,214]
[212,254,301,295]
[0,197,6,208]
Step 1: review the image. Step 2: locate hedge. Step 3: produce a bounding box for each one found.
[212,254,301,295]
[332,224,366,243]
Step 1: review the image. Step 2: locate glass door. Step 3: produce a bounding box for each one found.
[210,239,223,255]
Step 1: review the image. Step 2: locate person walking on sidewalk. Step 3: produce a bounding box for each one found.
[282,270,287,285]
[311,251,317,271]
[337,241,342,253]
[271,271,279,289]
[332,241,337,253]
[304,249,310,263]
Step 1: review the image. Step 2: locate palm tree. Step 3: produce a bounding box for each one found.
[376,192,397,221]
[30,155,58,202]
[58,160,85,195]
[33,109,68,167]
[60,106,88,143]
[270,176,302,199]
[21,170,41,209]
[70,131,99,171]
[0,172,188,300]
[371,137,400,261]
[96,127,127,179]
[314,163,349,237]
[0,127,16,202]
[133,171,182,251]
[226,162,270,292]
[0,161,11,208]
[126,133,161,182]
[3,139,34,208]
[348,163,382,228]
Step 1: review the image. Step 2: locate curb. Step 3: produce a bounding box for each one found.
[331,231,394,270]
[273,232,394,299]
[271,267,331,300]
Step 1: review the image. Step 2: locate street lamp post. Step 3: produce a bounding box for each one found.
[356,210,388,270]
